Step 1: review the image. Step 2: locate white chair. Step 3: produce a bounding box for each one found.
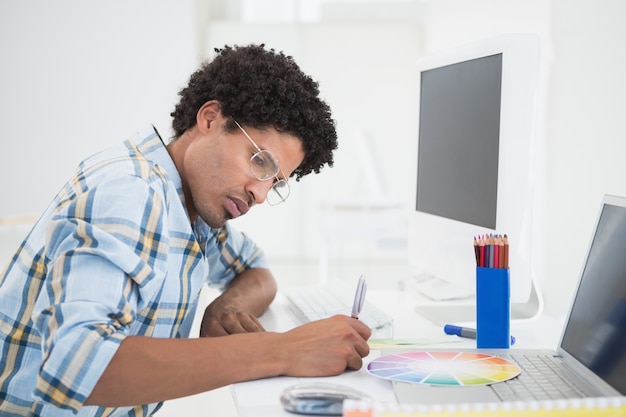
[0,215,36,267]
[317,130,408,282]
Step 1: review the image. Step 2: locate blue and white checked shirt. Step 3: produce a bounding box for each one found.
[0,127,268,416]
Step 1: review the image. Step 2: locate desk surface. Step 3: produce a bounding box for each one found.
[158,288,564,417]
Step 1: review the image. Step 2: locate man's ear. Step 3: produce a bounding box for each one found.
[196,100,222,133]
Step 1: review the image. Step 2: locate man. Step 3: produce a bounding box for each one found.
[0,44,371,416]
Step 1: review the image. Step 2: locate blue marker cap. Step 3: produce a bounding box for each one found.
[444,324,516,345]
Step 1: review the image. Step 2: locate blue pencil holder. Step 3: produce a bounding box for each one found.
[476,267,511,348]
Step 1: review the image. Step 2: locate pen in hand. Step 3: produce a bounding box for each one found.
[351,275,367,319]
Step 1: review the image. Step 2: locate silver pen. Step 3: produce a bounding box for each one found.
[351,275,367,319]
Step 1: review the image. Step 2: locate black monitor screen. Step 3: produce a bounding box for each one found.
[416,53,502,229]
[560,202,626,394]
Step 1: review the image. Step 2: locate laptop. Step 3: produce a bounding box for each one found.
[391,194,626,404]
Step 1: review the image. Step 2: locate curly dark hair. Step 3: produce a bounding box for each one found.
[171,44,338,181]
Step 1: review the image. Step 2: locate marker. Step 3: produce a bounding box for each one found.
[351,275,367,319]
[444,324,516,345]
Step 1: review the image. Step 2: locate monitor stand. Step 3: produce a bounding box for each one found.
[414,275,544,326]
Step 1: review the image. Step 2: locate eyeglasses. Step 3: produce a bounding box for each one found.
[233,119,290,205]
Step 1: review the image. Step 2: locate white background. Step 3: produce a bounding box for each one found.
[1,0,626,319]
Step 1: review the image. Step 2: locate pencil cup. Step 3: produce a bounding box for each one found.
[476,267,511,348]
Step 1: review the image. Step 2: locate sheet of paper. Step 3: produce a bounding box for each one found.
[367,335,463,350]
[231,351,396,408]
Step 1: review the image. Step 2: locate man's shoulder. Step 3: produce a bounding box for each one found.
[78,126,166,178]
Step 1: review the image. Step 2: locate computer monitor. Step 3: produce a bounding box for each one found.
[408,34,540,304]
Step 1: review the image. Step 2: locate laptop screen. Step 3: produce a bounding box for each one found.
[560,199,626,394]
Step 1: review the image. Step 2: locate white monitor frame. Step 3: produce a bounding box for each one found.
[408,34,540,303]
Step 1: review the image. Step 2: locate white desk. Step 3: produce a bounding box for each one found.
[234,289,562,416]
[158,288,563,417]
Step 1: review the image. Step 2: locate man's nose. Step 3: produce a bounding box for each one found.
[248,179,273,205]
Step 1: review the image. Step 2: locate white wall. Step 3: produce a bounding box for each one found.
[0,0,198,218]
[2,0,626,317]
[544,0,626,314]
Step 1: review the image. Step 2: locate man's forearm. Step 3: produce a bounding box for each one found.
[218,267,278,317]
[200,267,278,336]
[85,332,285,407]
[86,314,371,408]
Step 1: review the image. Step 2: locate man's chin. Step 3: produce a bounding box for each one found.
[198,212,229,229]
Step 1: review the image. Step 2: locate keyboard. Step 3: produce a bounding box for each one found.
[494,353,598,401]
[283,285,394,339]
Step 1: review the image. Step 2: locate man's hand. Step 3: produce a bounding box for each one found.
[201,298,266,336]
[200,268,277,337]
[279,315,372,376]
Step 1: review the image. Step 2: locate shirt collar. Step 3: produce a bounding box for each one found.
[133,125,216,247]
[132,125,184,204]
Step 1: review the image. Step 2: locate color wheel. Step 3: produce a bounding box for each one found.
[367,351,521,386]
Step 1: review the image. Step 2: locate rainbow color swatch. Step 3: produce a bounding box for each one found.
[367,351,521,386]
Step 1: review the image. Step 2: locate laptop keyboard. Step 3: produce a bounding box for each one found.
[283,285,394,339]
[495,353,595,401]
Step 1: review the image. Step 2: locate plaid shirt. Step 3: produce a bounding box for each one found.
[0,127,268,416]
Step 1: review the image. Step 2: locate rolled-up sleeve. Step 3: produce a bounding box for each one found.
[201,222,269,291]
